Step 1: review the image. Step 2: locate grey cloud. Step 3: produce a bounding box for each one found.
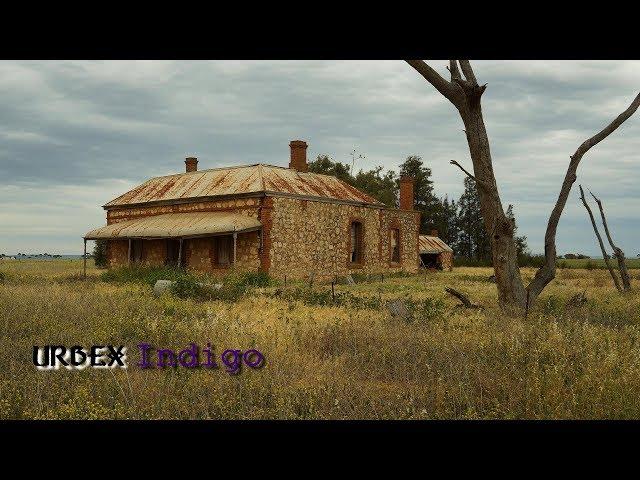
[0,60,638,255]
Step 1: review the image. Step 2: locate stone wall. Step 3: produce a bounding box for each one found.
[267,197,419,280]
[107,239,129,267]
[184,232,260,274]
[438,251,453,271]
[104,195,420,279]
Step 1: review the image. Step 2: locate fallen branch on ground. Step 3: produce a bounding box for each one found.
[445,287,482,309]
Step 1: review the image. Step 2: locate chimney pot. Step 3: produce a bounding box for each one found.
[399,176,415,210]
[185,157,198,173]
[289,140,308,172]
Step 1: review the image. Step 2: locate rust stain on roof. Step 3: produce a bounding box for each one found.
[419,235,453,254]
[104,164,383,208]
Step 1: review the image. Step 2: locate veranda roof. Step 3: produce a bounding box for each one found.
[84,212,261,240]
[419,235,453,254]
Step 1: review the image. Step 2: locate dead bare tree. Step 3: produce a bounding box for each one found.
[578,185,622,292]
[588,189,632,291]
[406,59,640,312]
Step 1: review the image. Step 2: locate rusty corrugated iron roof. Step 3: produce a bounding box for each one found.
[419,235,453,254]
[84,212,261,239]
[104,164,383,209]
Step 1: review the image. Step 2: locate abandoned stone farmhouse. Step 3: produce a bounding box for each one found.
[85,140,428,280]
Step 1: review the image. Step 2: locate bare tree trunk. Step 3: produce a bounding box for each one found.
[578,185,623,291]
[458,103,527,310]
[589,189,632,291]
[406,59,640,313]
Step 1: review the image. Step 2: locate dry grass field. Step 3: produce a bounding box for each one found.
[2,259,640,419]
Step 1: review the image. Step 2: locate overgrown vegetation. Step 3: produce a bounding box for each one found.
[101,265,191,285]
[1,259,640,419]
[92,240,108,268]
[100,265,273,302]
[171,271,272,302]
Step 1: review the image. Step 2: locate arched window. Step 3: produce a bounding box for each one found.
[350,221,363,264]
[390,228,400,263]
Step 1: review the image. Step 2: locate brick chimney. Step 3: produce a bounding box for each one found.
[399,176,415,210]
[185,157,198,173]
[430,229,439,237]
[289,140,308,172]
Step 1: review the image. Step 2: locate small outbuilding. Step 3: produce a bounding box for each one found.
[419,232,453,271]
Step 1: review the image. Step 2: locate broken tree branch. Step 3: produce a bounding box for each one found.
[579,185,623,292]
[448,60,461,81]
[405,60,463,107]
[458,60,478,85]
[589,189,632,290]
[449,160,498,199]
[445,287,482,309]
[528,92,640,300]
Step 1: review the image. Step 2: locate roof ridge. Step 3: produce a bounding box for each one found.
[258,164,266,191]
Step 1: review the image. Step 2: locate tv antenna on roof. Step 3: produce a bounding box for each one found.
[350,149,365,176]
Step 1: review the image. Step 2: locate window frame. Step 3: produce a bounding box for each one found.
[211,235,234,268]
[389,225,401,265]
[131,239,144,264]
[348,219,365,267]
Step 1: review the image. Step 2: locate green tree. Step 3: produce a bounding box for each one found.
[309,154,398,207]
[456,177,490,260]
[353,166,398,207]
[398,155,441,234]
[436,195,459,248]
[506,204,529,258]
[93,240,108,268]
[308,155,353,183]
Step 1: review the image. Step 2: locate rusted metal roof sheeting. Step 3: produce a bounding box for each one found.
[104,164,382,208]
[419,235,453,254]
[84,212,261,239]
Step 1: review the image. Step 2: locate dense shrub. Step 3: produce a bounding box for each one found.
[236,271,272,288]
[101,265,273,302]
[92,240,108,269]
[170,277,247,302]
[100,265,189,286]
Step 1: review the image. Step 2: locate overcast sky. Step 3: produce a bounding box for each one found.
[1,60,638,256]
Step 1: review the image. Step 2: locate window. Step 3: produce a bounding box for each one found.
[350,221,363,264]
[390,228,400,263]
[131,239,144,263]
[214,235,234,266]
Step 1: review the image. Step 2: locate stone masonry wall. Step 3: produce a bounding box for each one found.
[104,195,419,279]
[107,239,129,267]
[268,197,419,281]
[438,251,453,271]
